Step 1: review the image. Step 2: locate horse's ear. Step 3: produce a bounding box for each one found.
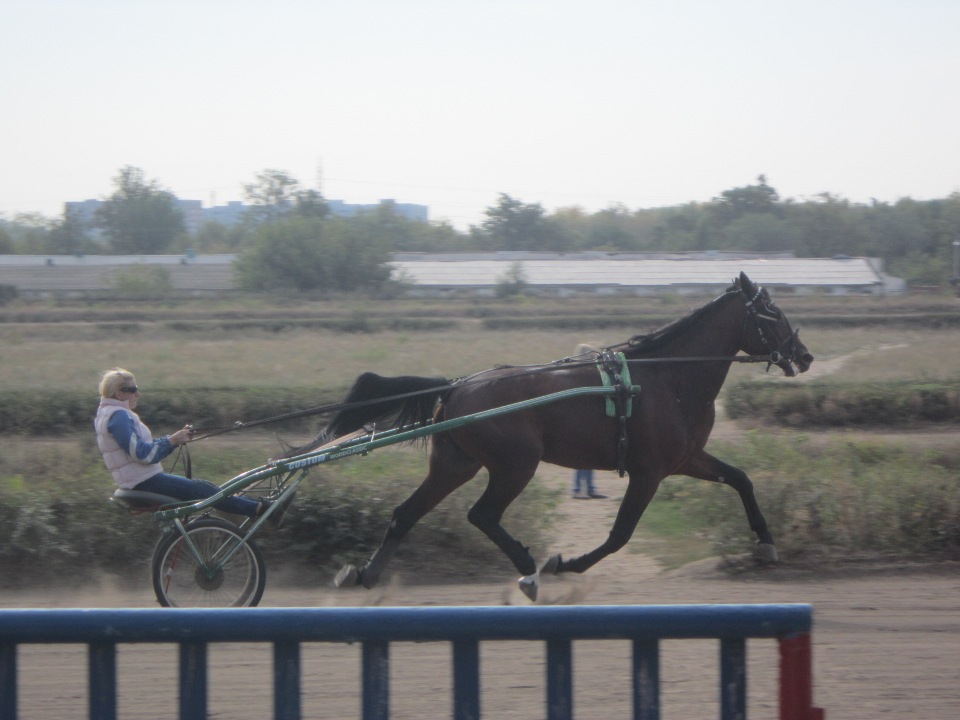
[739,271,756,295]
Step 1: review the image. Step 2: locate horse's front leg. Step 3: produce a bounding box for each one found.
[548,471,662,575]
[680,450,778,562]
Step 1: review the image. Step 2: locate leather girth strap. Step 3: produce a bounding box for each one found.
[596,350,639,477]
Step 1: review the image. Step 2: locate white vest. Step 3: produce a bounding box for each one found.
[95,399,163,488]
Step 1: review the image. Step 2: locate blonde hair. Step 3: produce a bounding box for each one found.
[99,368,136,399]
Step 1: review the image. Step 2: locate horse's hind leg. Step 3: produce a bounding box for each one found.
[681,450,778,561]
[340,434,482,589]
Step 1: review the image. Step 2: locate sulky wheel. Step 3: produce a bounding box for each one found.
[152,517,266,607]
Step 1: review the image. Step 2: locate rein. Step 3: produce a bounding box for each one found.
[187,351,777,441]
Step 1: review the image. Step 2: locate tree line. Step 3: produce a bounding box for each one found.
[2,167,959,292]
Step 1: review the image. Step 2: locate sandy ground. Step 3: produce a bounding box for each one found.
[3,459,959,720]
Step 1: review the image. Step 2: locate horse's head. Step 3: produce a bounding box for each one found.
[734,272,814,377]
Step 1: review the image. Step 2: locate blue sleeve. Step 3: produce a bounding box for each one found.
[107,411,175,465]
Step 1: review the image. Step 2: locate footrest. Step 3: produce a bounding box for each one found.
[111,488,179,511]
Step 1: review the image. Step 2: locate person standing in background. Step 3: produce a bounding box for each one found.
[570,344,607,499]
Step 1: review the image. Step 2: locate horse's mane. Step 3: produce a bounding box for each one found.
[613,284,739,356]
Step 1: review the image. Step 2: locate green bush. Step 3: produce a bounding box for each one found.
[0,445,159,589]
[158,317,457,333]
[111,265,174,296]
[0,386,348,436]
[646,434,960,563]
[725,380,960,427]
[482,314,673,331]
[0,284,18,306]
[481,312,960,332]
[789,313,960,329]
[259,451,560,579]
[0,440,561,589]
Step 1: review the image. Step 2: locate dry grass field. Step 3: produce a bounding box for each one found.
[1,305,957,393]
[2,291,959,718]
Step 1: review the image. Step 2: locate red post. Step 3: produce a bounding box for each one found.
[779,633,825,720]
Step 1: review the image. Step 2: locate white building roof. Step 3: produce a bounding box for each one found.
[390,256,883,288]
[0,253,885,293]
[0,255,236,292]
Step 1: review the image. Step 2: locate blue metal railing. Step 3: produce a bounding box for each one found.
[0,604,821,720]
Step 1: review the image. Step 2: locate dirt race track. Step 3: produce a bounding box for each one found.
[3,461,959,720]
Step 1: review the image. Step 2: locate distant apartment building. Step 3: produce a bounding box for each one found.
[65,198,205,235]
[62,199,103,225]
[203,200,247,227]
[326,199,429,222]
[65,197,428,233]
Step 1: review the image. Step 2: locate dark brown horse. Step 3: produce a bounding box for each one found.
[311,273,813,599]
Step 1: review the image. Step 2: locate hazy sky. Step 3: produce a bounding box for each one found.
[2,1,958,229]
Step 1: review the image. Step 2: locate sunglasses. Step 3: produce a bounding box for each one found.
[119,385,140,394]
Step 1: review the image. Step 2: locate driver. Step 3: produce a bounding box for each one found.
[94,367,280,521]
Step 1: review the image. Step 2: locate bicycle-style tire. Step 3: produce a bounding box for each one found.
[152,517,266,607]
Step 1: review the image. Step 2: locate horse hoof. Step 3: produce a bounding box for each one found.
[334,564,360,588]
[540,554,562,575]
[755,543,779,563]
[517,573,539,602]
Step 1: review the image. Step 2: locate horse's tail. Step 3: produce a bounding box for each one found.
[319,372,452,443]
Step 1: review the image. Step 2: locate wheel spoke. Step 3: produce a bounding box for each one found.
[152,519,265,607]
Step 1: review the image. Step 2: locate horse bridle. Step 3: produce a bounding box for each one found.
[740,285,802,372]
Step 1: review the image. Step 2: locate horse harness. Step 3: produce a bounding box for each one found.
[595,350,639,477]
[593,285,793,476]
[190,287,794,444]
